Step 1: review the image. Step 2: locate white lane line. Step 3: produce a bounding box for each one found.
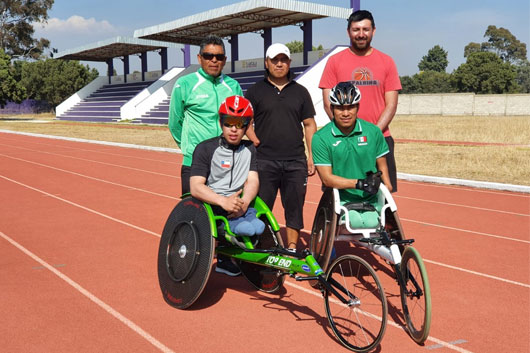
[3,173,527,289]
[284,224,529,288]
[2,130,528,195]
[0,175,161,238]
[423,259,530,288]
[0,230,174,353]
[4,146,524,246]
[284,281,474,353]
[401,218,530,244]
[1,175,526,349]
[0,153,179,201]
[0,130,181,164]
[398,179,530,197]
[0,144,180,179]
[395,195,529,217]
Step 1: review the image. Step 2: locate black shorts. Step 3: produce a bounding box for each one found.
[385,136,397,193]
[257,158,307,230]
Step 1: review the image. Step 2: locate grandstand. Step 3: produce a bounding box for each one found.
[54,0,352,126]
[57,81,154,123]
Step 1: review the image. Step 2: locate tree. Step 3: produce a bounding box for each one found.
[0,49,26,107]
[515,60,530,93]
[418,45,448,72]
[399,71,453,94]
[464,42,481,58]
[20,59,99,107]
[399,75,419,94]
[0,0,54,59]
[285,40,323,53]
[482,25,527,64]
[451,51,519,94]
[415,71,454,93]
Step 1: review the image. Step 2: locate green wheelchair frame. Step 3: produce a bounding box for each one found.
[158,195,388,353]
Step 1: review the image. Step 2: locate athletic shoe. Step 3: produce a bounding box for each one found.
[215,257,241,277]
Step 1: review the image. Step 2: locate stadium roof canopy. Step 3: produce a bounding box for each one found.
[134,0,351,45]
[54,36,181,62]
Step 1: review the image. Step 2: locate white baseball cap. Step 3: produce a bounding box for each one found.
[266,43,291,59]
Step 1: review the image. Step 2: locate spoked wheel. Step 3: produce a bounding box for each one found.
[400,246,432,344]
[310,188,337,280]
[324,255,388,352]
[158,197,215,309]
[237,214,285,293]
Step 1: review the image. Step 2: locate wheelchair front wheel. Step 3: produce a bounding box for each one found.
[324,255,388,352]
[400,246,432,344]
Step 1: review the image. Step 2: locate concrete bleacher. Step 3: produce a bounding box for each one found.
[57,81,154,123]
[133,65,309,125]
[55,49,334,125]
[136,95,171,124]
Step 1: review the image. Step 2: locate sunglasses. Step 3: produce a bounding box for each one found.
[201,52,226,61]
[221,116,249,129]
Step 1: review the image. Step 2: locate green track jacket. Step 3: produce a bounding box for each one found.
[169,67,243,166]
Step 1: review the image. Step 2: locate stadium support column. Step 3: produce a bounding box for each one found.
[262,28,272,60]
[229,34,238,73]
[182,44,191,68]
[351,0,360,10]
[141,52,147,81]
[106,58,113,84]
[160,47,168,75]
[122,55,129,83]
[302,20,312,66]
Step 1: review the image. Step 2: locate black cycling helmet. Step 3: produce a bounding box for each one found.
[329,81,361,106]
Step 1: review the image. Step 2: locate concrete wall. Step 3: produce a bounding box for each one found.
[397,93,530,116]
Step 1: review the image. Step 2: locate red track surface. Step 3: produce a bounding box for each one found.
[1,132,528,353]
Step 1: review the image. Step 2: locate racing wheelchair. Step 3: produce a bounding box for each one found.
[310,184,432,344]
[158,195,389,352]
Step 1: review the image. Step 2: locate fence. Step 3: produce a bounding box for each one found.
[397,93,530,116]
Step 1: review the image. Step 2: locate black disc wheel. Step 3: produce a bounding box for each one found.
[400,246,432,344]
[310,187,337,275]
[238,214,285,293]
[158,197,215,309]
[325,255,388,353]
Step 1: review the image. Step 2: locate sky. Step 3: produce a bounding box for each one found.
[33,0,530,76]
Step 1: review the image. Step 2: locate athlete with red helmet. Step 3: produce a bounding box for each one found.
[190,95,263,276]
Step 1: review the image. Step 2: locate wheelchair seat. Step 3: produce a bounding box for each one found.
[311,184,405,273]
[334,184,396,238]
[210,196,279,249]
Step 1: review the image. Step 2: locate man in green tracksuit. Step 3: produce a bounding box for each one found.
[169,35,243,195]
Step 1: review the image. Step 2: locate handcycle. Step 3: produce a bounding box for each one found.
[158,194,389,352]
[310,184,432,344]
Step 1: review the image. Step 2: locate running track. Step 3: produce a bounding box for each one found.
[1,132,528,353]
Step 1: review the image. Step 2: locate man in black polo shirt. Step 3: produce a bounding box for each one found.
[245,43,316,252]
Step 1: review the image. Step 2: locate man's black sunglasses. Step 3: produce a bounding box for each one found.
[201,52,226,61]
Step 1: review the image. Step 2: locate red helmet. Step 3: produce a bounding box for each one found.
[218,95,253,128]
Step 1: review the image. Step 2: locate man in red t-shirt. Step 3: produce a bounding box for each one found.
[319,10,401,191]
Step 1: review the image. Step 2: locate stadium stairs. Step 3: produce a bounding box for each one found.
[55,46,347,126]
[56,81,154,123]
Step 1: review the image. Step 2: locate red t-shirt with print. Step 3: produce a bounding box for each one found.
[319,48,401,137]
